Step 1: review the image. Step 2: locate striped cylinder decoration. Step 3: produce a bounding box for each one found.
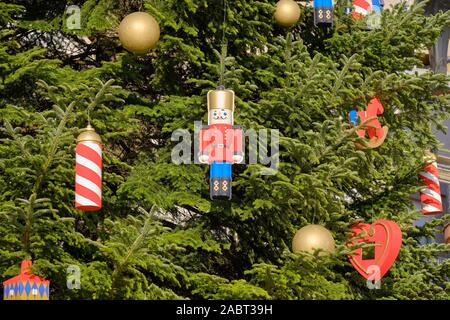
[418,153,443,215]
[75,125,102,211]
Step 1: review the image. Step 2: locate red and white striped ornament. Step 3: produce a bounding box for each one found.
[75,125,102,211]
[418,153,443,215]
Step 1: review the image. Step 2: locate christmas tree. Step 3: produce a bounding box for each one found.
[0,0,449,300]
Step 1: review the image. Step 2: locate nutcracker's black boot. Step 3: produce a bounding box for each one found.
[210,178,232,200]
[210,177,221,199]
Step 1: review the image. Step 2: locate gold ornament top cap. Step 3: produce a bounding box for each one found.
[77,125,102,144]
[207,89,235,111]
[424,150,437,165]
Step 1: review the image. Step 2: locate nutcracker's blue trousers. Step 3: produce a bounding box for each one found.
[314,0,333,9]
[210,162,232,179]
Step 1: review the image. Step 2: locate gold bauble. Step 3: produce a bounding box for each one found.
[118,12,160,54]
[292,224,335,255]
[274,0,301,28]
[77,125,102,144]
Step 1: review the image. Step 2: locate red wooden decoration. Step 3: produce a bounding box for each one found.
[355,97,389,149]
[348,219,402,280]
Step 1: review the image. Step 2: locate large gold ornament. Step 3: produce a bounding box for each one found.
[292,224,335,255]
[118,12,160,54]
[274,0,301,27]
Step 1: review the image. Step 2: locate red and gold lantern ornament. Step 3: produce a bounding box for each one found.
[3,260,50,300]
[75,125,102,211]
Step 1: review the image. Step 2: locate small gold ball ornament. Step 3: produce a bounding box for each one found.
[274,0,301,28]
[292,224,335,255]
[118,12,160,54]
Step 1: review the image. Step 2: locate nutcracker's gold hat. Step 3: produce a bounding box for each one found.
[207,89,235,111]
[77,124,102,144]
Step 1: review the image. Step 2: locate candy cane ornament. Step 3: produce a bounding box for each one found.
[418,153,443,215]
[75,125,102,211]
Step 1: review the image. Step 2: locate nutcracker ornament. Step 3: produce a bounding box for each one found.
[444,224,450,244]
[199,88,244,200]
[75,124,102,211]
[313,0,333,26]
[418,152,443,215]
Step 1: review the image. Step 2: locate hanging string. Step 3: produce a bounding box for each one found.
[219,0,228,88]
[221,0,227,45]
[312,191,317,225]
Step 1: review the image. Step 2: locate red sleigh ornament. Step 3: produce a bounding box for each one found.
[348,219,402,280]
